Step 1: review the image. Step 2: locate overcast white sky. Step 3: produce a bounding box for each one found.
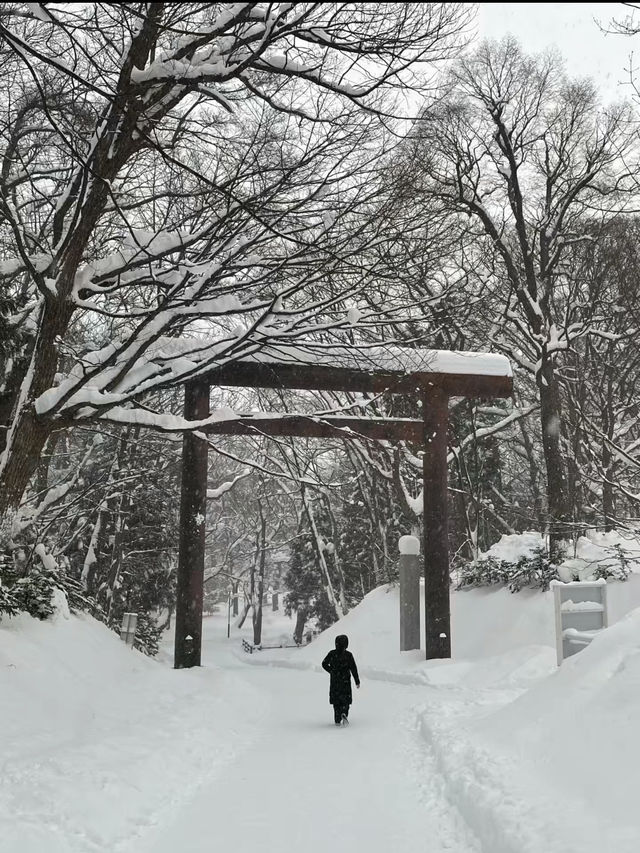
[474,3,636,102]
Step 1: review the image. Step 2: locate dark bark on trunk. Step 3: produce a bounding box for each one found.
[517,415,544,527]
[236,597,251,630]
[35,430,63,500]
[602,471,615,532]
[0,9,164,522]
[252,511,266,646]
[293,608,307,645]
[105,491,128,622]
[602,367,616,531]
[0,310,64,514]
[0,352,31,458]
[232,580,239,617]
[237,534,257,631]
[158,604,173,632]
[538,360,570,550]
[0,413,51,515]
[104,427,139,619]
[453,447,477,562]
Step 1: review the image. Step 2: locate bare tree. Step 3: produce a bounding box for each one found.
[559,217,640,529]
[406,38,639,545]
[0,2,470,520]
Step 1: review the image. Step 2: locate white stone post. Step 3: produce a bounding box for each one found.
[399,535,421,651]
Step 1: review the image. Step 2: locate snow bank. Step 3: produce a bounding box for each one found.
[480,530,546,562]
[245,569,640,850]
[0,609,263,853]
[293,584,559,685]
[482,528,640,581]
[247,571,640,694]
[373,574,640,853]
[478,606,640,825]
[417,608,640,853]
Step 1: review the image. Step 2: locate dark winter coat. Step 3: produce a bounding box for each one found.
[322,635,360,706]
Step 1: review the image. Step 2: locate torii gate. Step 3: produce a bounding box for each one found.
[174,346,512,668]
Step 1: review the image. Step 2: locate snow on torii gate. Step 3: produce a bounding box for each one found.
[174,346,512,668]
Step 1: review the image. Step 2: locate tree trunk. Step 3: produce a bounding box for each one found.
[236,597,251,630]
[301,488,343,620]
[105,490,127,622]
[325,498,348,614]
[602,470,615,532]
[0,352,32,458]
[0,410,53,516]
[601,365,616,531]
[538,360,570,551]
[517,414,544,527]
[34,430,63,500]
[252,513,266,646]
[0,14,159,521]
[293,608,307,645]
[453,448,478,562]
[238,536,257,631]
[0,298,73,518]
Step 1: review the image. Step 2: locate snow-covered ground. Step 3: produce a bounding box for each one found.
[0,602,266,853]
[4,569,640,852]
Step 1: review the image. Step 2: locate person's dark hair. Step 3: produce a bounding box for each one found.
[335,634,349,650]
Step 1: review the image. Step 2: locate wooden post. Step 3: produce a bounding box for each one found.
[422,388,451,659]
[174,381,209,669]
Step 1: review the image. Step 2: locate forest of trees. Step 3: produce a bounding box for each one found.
[2,3,640,651]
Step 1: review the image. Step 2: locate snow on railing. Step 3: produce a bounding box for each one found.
[552,581,608,665]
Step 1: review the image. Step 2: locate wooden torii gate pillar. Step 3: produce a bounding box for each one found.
[174,355,512,668]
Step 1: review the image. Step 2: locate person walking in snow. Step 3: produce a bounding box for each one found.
[322,634,360,726]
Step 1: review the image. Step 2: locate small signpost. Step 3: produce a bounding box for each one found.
[120,612,138,647]
[552,580,608,666]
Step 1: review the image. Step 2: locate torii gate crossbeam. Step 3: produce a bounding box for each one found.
[174,352,512,668]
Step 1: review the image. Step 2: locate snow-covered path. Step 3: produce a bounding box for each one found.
[135,623,480,853]
[7,586,640,853]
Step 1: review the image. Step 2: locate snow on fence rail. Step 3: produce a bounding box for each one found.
[241,639,302,654]
[552,580,608,665]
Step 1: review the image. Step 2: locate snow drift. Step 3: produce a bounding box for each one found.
[0,605,262,853]
[250,572,640,853]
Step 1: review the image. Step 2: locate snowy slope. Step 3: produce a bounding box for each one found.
[473,607,640,842]
[241,578,640,852]
[6,569,640,852]
[248,575,640,692]
[415,607,640,853]
[1,602,482,853]
[0,600,264,853]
